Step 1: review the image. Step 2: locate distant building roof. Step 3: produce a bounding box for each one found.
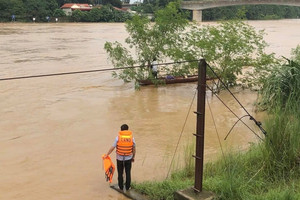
[60,3,92,11]
[92,5,129,12]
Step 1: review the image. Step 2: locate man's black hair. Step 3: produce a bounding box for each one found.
[121,124,129,131]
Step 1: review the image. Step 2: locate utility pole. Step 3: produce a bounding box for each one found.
[193,59,207,192]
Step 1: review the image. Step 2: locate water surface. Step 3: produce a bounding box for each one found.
[0,20,299,200]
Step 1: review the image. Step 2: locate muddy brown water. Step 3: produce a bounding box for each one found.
[1,20,299,200]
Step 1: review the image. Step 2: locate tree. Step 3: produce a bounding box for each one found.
[203,5,300,21]
[88,7,102,22]
[102,0,122,8]
[53,8,66,17]
[99,5,114,22]
[112,9,132,22]
[104,1,189,88]
[70,9,85,21]
[105,2,276,90]
[139,0,177,13]
[182,20,276,92]
[0,0,25,22]
[68,5,131,22]
[23,0,58,21]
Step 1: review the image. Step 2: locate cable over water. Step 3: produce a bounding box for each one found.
[0,60,200,82]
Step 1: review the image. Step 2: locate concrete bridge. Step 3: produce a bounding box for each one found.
[181,0,300,21]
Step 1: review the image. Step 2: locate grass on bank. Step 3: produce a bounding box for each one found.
[133,104,300,200]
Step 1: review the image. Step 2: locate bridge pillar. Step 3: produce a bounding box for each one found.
[192,10,202,22]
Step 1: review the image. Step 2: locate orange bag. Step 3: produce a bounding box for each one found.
[102,154,115,183]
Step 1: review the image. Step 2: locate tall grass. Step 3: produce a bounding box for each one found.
[262,105,300,181]
[132,142,195,200]
[134,55,300,200]
[134,105,300,200]
[257,59,300,111]
[203,97,300,199]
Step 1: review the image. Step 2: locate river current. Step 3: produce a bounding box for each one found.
[0,19,299,200]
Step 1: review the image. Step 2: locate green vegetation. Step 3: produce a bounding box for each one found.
[0,0,58,22]
[0,0,128,22]
[184,20,276,91]
[133,173,193,200]
[134,114,300,199]
[1,0,300,22]
[101,0,122,8]
[133,1,300,21]
[202,94,300,199]
[105,1,190,88]
[134,99,300,200]
[70,5,131,22]
[105,2,276,89]
[203,5,300,21]
[257,45,300,111]
[131,0,177,14]
[133,142,195,200]
[291,44,300,63]
[133,47,300,200]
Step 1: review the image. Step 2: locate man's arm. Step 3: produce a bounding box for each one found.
[132,146,136,162]
[105,146,115,158]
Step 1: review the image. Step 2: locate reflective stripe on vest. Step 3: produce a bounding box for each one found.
[116,130,133,156]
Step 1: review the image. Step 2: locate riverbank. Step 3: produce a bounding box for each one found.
[133,98,300,200]
[134,138,300,200]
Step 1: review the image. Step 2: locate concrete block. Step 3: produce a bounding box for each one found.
[174,188,215,200]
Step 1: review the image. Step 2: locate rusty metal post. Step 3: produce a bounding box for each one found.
[193,59,207,192]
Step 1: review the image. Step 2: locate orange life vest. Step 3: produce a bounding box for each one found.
[102,154,115,183]
[116,130,133,156]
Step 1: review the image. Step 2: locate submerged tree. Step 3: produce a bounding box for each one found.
[104,1,189,88]
[105,2,276,89]
[183,20,277,92]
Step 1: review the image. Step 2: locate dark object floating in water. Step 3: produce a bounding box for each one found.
[138,75,199,86]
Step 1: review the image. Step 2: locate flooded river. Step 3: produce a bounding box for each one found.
[0,20,299,200]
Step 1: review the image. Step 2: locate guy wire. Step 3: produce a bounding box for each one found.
[224,115,250,140]
[206,95,226,160]
[165,88,197,180]
[206,63,267,136]
[206,64,251,116]
[206,85,263,141]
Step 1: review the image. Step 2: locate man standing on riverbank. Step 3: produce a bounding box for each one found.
[105,124,136,191]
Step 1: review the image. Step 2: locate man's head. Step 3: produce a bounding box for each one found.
[121,124,129,131]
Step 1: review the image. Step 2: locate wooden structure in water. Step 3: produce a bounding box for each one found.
[138,75,198,86]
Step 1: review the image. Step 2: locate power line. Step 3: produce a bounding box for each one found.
[0,66,138,81]
[0,60,200,82]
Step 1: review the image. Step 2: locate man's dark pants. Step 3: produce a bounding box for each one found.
[117,159,132,190]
